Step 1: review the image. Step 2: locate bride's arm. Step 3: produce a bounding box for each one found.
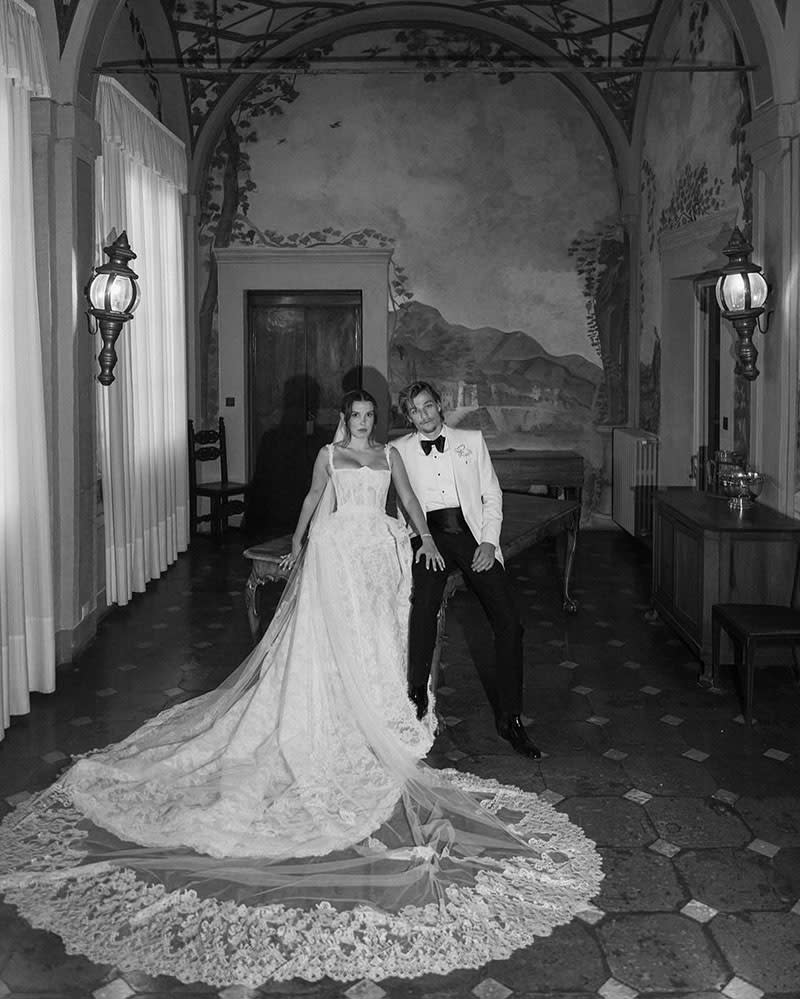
[389,448,445,571]
[288,447,331,561]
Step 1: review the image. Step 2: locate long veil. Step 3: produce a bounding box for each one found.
[0,418,603,986]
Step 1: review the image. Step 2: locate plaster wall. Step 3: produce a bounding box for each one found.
[201,35,623,513]
[638,1,749,476]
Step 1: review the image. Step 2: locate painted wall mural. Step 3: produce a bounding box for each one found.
[638,0,751,441]
[198,27,626,516]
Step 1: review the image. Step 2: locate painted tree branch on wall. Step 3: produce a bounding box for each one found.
[569,222,630,426]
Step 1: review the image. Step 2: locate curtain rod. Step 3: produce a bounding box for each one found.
[96,60,755,77]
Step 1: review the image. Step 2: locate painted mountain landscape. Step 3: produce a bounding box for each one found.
[389,302,605,461]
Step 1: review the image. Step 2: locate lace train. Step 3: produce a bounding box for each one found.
[0,771,602,986]
[0,461,603,984]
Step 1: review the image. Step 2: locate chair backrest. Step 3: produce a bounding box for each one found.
[188,417,230,486]
[790,542,800,611]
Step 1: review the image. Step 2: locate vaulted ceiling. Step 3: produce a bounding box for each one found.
[58,1,773,144]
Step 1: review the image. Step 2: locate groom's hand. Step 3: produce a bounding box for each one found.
[471,542,496,572]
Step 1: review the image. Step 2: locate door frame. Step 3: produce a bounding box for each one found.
[692,278,736,474]
[215,246,393,483]
[658,209,739,486]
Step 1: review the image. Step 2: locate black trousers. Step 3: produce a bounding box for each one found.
[409,510,523,714]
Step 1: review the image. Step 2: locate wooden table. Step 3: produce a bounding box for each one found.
[652,487,800,684]
[243,492,581,644]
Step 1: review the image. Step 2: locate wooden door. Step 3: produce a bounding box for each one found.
[246,291,361,533]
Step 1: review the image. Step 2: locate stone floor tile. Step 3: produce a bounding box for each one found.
[598,913,727,993]
[575,904,605,925]
[648,838,680,858]
[735,795,800,848]
[645,797,751,848]
[486,921,606,994]
[93,981,136,999]
[681,898,718,922]
[560,798,657,847]
[597,848,684,911]
[721,977,764,999]
[343,982,386,999]
[622,755,717,797]
[539,756,630,797]
[5,791,31,806]
[746,838,780,858]
[711,912,800,994]
[3,532,800,999]
[676,848,792,912]
[598,979,638,999]
[471,977,512,999]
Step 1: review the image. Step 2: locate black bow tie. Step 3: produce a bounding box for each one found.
[421,435,445,455]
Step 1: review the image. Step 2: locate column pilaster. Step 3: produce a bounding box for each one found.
[746,101,800,515]
[30,97,103,662]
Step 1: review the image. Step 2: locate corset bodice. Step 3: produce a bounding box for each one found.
[331,467,391,513]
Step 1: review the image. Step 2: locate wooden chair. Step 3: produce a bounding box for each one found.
[188,417,248,539]
[711,554,800,725]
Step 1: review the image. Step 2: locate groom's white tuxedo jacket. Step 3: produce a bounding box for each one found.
[392,425,505,564]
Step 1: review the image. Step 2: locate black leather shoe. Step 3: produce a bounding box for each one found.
[408,684,429,721]
[496,713,541,759]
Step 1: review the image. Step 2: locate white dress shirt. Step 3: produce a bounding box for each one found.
[415,430,460,510]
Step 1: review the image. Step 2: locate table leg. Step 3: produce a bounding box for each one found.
[562,517,579,613]
[244,568,262,639]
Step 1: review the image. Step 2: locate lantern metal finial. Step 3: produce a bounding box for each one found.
[715,226,769,381]
[85,230,140,385]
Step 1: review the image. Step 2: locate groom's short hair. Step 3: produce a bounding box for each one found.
[398,381,443,420]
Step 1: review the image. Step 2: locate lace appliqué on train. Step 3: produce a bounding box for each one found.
[0,774,603,986]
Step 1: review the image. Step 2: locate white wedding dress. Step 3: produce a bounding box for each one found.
[0,447,602,987]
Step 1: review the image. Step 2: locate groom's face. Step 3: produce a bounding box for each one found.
[407,390,444,439]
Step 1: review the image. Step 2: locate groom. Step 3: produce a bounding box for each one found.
[392,381,541,760]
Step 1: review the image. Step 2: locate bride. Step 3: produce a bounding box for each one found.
[0,389,602,987]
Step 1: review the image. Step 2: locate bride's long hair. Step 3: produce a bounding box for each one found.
[338,388,378,446]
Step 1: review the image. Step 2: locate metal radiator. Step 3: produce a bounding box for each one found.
[612,428,660,537]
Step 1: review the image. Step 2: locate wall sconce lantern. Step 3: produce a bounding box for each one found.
[715,226,770,381]
[85,230,140,385]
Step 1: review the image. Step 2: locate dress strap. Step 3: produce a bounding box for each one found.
[327,443,336,471]
[384,443,393,470]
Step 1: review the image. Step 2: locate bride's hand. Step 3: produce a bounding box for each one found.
[279,537,303,571]
[416,536,445,571]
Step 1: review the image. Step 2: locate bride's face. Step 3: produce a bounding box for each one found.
[347,402,375,440]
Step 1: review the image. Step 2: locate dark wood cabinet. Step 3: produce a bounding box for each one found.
[652,488,800,683]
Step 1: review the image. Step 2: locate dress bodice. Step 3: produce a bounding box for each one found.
[329,444,392,513]
[331,466,391,513]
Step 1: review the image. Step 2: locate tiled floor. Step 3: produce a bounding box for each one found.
[1,528,800,999]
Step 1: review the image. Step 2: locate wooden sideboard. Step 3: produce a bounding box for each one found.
[651,487,800,684]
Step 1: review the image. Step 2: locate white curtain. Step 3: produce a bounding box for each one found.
[0,0,55,739]
[95,76,189,606]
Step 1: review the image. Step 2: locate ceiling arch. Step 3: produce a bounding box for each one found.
[184,2,642,199]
